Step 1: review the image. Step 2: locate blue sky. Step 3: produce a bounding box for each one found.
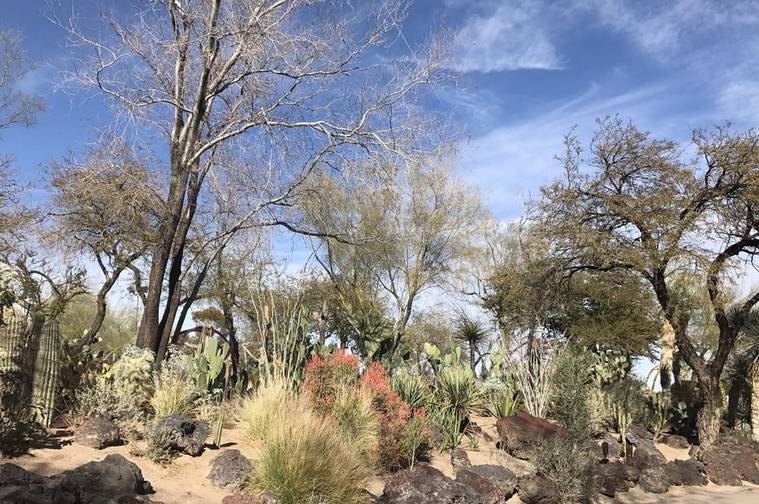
[3,0,759,221]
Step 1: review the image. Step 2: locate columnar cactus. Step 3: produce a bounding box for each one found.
[30,319,61,427]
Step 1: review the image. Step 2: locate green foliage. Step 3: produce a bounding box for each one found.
[140,419,178,465]
[432,408,464,451]
[150,355,195,417]
[188,337,229,393]
[330,387,378,464]
[391,369,431,409]
[550,345,594,438]
[402,410,430,468]
[590,347,632,387]
[103,345,154,408]
[0,366,39,456]
[251,412,373,504]
[646,392,671,441]
[58,294,137,351]
[482,376,520,418]
[434,365,483,419]
[535,437,596,504]
[212,409,225,448]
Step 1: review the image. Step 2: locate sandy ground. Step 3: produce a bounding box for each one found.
[3,417,759,503]
[2,424,259,503]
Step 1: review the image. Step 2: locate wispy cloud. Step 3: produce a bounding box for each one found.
[458,82,675,218]
[448,0,563,73]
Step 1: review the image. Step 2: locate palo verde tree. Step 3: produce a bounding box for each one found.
[47,140,158,351]
[533,117,759,446]
[304,156,484,362]
[61,0,445,357]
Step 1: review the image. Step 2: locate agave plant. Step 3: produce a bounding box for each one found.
[391,369,431,409]
[435,366,483,419]
[482,376,520,418]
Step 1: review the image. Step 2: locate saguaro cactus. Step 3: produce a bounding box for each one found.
[30,319,61,427]
[0,312,61,428]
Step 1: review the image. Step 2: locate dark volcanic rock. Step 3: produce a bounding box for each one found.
[701,446,743,486]
[208,449,253,488]
[496,413,569,461]
[74,416,120,449]
[380,464,481,504]
[596,432,622,461]
[626,426,666,469]
[222,493,279,504]
[153,414,209,456]
[661,434,690,450]
[455,465,516,504]
[451,448,472,471]
[0,454,154,504]
[517,474,559,504]
[593,461,634,498]
[664,459,707,487]
[639,465,670,494]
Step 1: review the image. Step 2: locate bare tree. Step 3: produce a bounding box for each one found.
[47,140,158,350]
[60,0,445,356]
[0,30,44,255]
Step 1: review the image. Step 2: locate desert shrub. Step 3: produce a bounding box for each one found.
[645,391,671,441]
[402,408,431,468]
[330,387,378,464]
[150,356,196,417]
[603,376,647,428]
[0,368,39,456]
[509,344,559,418]
[361,361,421,469]
[535,437,596,504]
[550,345,594,437]
[302,351,359,413]
[482,376,520,418]
[241,379,310,442]
[251,413,372,504]
[103,345,155,409]
[434,365,483,419]
[431,407,463,451]
[76,379,146,439]
[391,369,431,409]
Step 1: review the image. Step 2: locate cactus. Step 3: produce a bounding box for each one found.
[613,403,633,462]
[212,408,225,448]
[190,334,229,393]
[30,319,61,427]
[1,313,62,428]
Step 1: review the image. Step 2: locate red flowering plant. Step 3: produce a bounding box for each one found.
[361,362,430,469]
[301,350,360,413]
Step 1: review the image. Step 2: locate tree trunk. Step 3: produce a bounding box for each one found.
[726,378,744,429]
[697,374,723,447]
[752,362,759,442]
[469,342,476,374]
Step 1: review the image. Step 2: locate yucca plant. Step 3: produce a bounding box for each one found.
[435,366,483,419]
[391,369,431,409]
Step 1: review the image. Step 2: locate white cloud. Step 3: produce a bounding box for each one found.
[458,82,675,219]
[717,80,759,126]
[449,0,563,73]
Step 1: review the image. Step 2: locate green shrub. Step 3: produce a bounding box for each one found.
[432,407,464,451]
[550,345,594,437]
[330,387,378,464]
[251,409,373,504]
[391,370,431,409]
[402,409,431,468]
[76,379,146,439]
[150,356,196,417]
[535,437,596,504]
[482,376,520,418]
[435,366,483,419]
[241,379,309,442]
[103,345,154,409]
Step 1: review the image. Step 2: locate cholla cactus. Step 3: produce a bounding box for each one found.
[103,345,155,407]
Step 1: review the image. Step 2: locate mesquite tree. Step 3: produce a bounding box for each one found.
[61,0,444,356]
[534,117,759,447]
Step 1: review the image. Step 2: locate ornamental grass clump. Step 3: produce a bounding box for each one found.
[252,412,373,504]
[240,379,309,442]
[150,355,195,417]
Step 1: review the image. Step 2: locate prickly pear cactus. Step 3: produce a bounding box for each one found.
[189,335,229,393]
